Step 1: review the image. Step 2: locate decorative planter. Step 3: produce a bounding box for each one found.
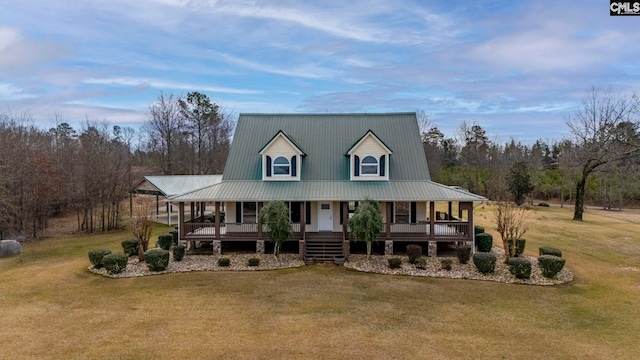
[334,256,346,265]
[304,256,315,265]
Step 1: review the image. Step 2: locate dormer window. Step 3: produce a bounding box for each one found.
[273,156,290,175]
[361,156,378,175]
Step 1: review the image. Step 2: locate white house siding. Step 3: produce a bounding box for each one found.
[262,135,301,181]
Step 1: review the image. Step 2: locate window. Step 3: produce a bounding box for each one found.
[273,156,290,175]
[243,202,257,223]
[395,201,410,224]
[361,155,378,175]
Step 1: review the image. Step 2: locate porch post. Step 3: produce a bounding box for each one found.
[215,201,221,240]
[342,201,348,239]
[179,202,185,241]
[466,202,474,243]
[429,201,435,240]
[167,201,171,226]
[300,202,306,240]
[190,202,195,222]
[156,195,160,215]
[448,201,453,220]
[257,202,263,238]
[385,202,391,239]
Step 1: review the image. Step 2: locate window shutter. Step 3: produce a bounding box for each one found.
[339,202,345,224]
[380,155,386,176]
[235,202,242,223]
[410,202,417,224]
[266,156,272,177]
[389,202,394,224]
[291,156,297,177]
[305,201,311,224]
[354,155,360,176]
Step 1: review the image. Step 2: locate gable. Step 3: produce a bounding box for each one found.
[222,113,431,181]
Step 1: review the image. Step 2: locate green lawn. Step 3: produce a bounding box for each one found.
[1,206,640,359]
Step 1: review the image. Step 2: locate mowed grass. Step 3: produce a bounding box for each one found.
[1,206,640,360]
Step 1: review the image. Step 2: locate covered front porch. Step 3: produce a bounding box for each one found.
[174,200,476,260]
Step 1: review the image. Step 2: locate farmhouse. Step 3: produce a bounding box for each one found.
[167,113,486,260]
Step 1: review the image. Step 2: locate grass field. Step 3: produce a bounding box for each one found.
[1,205,639,359]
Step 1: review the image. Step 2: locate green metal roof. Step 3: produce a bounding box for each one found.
[169,180,486,202]
[223,113,430,181]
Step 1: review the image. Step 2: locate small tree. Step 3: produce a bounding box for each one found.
[259,201,291,260]
[506,161,533,205]
[131,197,154,261]
[348,198,383,259]
[492,202,533,264]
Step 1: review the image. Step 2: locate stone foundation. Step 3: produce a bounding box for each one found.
[428,241,437,257]
[385,240,393,255]
[256,240,265,254]
[212,240,221,255]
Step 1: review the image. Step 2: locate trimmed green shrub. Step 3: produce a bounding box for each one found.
[473,253,496,274]
[406,244,422,264]
[508,257,532,279]
[144,248,170,271]
[102,253,128,274]
[218,257,230,267]
[388,258,402,269]
[157,233,173,250]
[476,233,493,252]
[121,239,139,257]
[414,257,427,270]
[515,239,526,257]
[248,258,260,267]
[538,255,566,278]
[539,247,562,257]
[474,225,485,235]
[456,244,472,264]
[173,244,186,262]
[88,249,112,269]
[441,258,453,271]
[169,230,179,246]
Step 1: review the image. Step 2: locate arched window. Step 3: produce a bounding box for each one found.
[273,156,290,175]
[360,155,378,175]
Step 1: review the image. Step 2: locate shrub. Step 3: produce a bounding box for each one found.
[121,239,139,257]
[474,225,485,235]
[88,249,112,269]
[218,257,230,267]
[456,244,472,264]
[388,258,402,269]
[441,258,453,271]
[145,248,170,271]
[508,257,532,279]
[157,233,173,250]
[406,244,422,264]
[173,244,186,262]
[473,253,496,274]
[169,230,179,246]
[248,258,260,267]
[102,253,129,274]
[414,257,427,270]
[538,255,566,278]
[539,247,562,257]
[476,233,493,252]
[515,239,526,257]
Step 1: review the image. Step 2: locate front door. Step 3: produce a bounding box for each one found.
[317,202,333,231]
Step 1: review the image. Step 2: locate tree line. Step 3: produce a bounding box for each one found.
[0,92,233,239]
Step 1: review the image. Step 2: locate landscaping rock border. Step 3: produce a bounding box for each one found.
[89,247,572,285]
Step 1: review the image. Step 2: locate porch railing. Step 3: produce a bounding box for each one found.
[183,222,302,239]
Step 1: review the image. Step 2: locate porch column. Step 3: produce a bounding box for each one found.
[385,202,391,239]
[465,202,474,243]
[156,195,160,215]
[166,202,171,226]
[448,201,453,220]
[190,202,195,222]
[215,201,221,240]
[201,202,206,218]
[179,202,185,241]
[342,201,348,239]
[300,202,306,240]
[257,202,263,238]
[429,201,435,240]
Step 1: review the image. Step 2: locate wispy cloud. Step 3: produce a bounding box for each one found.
[84,77,263,95]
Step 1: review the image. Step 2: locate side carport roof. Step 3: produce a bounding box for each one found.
[132,175,223,197]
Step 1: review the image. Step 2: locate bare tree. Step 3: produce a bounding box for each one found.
[144,92,185,175]
[131,196,154,261]
[565,86,640,220]
[492,202,533,264]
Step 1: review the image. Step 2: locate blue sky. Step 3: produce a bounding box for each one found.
[1,0,638,143]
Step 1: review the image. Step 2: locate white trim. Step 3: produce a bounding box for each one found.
[272,155,291,176]
[360,155,379,176]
